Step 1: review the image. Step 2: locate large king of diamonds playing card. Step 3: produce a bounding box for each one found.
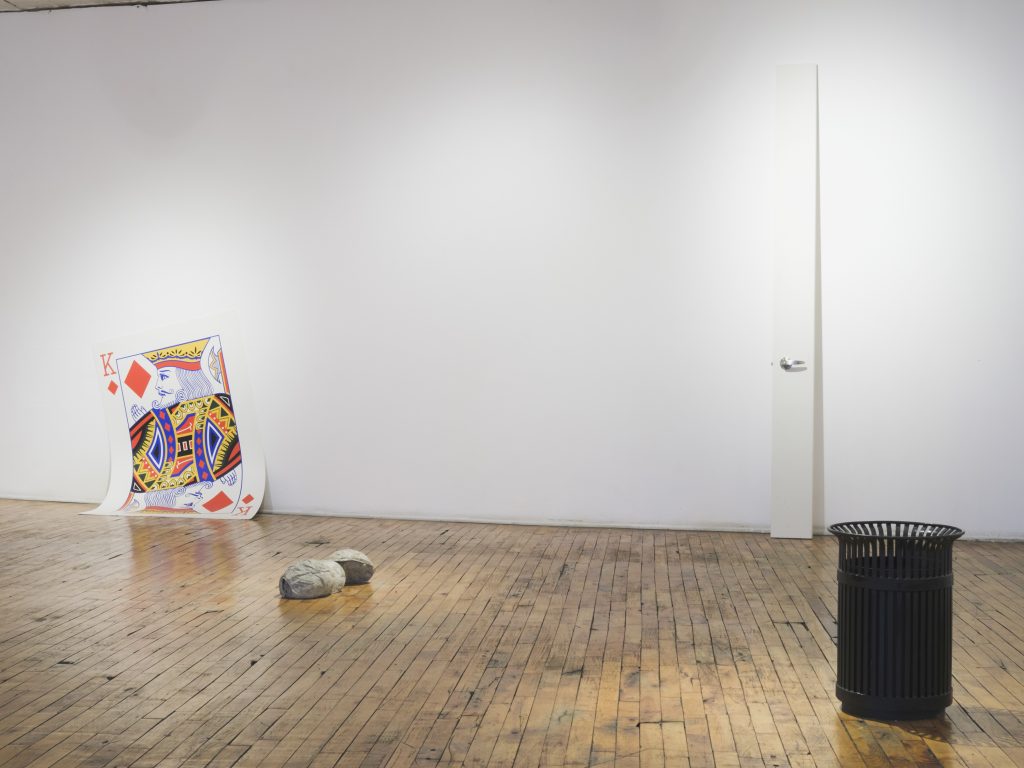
[87,315,265,519]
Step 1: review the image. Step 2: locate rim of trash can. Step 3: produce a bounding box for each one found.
[828,521,964,541]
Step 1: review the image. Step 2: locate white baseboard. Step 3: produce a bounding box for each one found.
[4,494,1022,540]
[261,507,771,534]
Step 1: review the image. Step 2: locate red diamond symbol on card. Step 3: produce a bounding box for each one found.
[107,381,119,395]
[242,494,254,504]
[203,491,233,513]
[124,361,152,398]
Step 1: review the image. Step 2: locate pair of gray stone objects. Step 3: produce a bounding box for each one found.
[279,549,374,599]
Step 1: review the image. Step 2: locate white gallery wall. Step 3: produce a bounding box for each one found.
[1,0,1022,536]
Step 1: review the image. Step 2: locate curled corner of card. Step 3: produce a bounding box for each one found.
[84,315,266,521]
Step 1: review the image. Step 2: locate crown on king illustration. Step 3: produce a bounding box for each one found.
[143,338,210,371]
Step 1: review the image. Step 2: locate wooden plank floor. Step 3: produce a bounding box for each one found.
[1,501,1023,767]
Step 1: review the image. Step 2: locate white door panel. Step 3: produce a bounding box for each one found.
[772,64,819,539]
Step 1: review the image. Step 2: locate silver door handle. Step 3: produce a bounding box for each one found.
[779,357,805,370]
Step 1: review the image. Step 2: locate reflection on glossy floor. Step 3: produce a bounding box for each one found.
[1,500,1023,767]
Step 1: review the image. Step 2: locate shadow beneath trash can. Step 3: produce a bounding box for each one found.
[866,715,953,742]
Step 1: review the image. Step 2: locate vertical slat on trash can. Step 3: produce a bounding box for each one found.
[830,521,963,720]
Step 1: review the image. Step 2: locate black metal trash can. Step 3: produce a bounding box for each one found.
[829,521,964,720]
